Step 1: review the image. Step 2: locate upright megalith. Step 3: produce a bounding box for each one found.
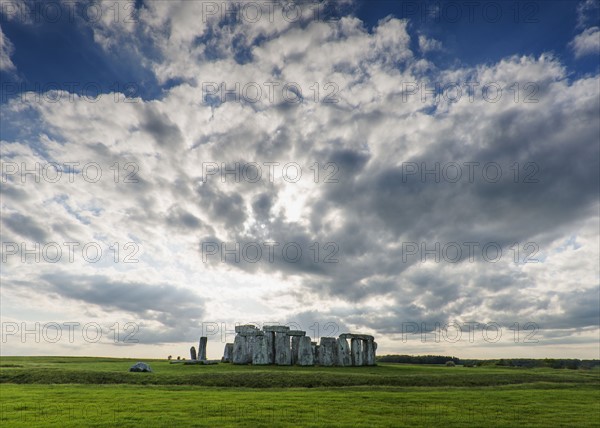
[274,332,292,365]
[222,343,233,362]
[198,337,207,361]
[319,337,337,366]
[291,336,301,365]
[297,336,314,366]
[288,330,305,365]
[265,331,275,364]
[365,340,377,365]
[336,337,351,366]
[233,335,250,364]
[351,338,362,366]
[252,334,269,365]
[190,346,197,361]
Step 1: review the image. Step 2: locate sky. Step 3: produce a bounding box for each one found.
[0,0,599,360]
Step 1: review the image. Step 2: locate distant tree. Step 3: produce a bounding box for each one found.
[177,356,181,360]
[167,355,172,360]
[445,361,456,367]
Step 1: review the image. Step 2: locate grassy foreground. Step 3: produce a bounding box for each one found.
[1,357,599,427]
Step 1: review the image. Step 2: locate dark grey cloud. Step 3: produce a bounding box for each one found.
[2,212,48,242]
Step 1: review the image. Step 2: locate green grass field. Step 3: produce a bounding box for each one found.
[1,357,599,427]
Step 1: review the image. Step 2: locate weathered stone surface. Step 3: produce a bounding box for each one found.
[311,342,317,361]
[198,337,207,361]
[287,330,306,336]
[297,336,314,366]
[245,335,257,362]
[360,339,368,366]
[235,325,259,334]
[319,337,337,366]
[190,346,197,361]
[275,332,291,365]
[233,335,250,364]
[291,336,301,365]
[263,325,290,333]
[222,343,233,362]
[252,335,269,365]
[339,333,374,341]
[265,331,275,364]
[351,338,362,366]
[365,340,376,366]
[336,338,351,366]
[129,362,152,372]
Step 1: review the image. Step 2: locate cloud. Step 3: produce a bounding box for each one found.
[570,26,600,58]
[0,25,16,72]
[1,0,598,357]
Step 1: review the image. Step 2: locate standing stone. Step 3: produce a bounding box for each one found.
[198,337,207,361]
[319,337,336,366]
[265,331,275,364]
[365,340,377,365]
[312,342,318,362]
[232,335,250,364]
[222,343,233,362]
[351,338,362,366]
[291,336,301,365]
[275,332,291,365]
[336,337,351,366]
[252,335,269,365]
[245,335,255,363]
[360,339,369,366]
[297,336,314,366]
[190,346,197,361]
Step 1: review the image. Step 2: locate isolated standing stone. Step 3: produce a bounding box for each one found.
[297,336,314,366]
[252,335,269,365]
[190,346,197,361]
[319,337,337,366]
[336,337,351,366]
[198,337,207,361]
[275,332,291,365]
[233,335,250,364]
[351,338,362,366]
[222,343,233,362]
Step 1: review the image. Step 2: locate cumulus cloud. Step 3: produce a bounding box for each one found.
[570,26,600,58]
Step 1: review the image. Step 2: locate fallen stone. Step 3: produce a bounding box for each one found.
[129,362,152,372]
[297,336,314,366]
